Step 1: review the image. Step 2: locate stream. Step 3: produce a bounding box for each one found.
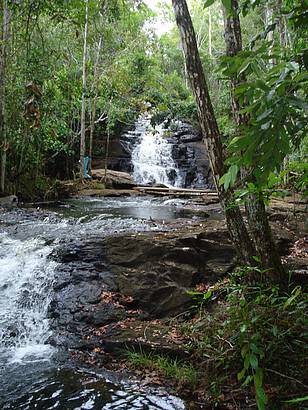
[0,196,208,409]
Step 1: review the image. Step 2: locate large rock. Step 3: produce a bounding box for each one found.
[91,169,136,189]
[92,137,132,173]
[0,195,18,206]
[103,227,236,317]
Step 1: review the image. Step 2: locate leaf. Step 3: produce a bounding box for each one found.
[241,324,247,333]
[238,60,251,75]
[283,286,302,310]
[203,290,212,300]
[252,255,261,263]
[256,385,268,406]
[256,109,273,122]
[272,325,278,337]
[222,165,239,191]
[219,174,226,187]
[255,80,270,92]
[237,368,246,381]
[203,0,216,7]
[284,396,308,404]
[229,164,239,185]
[288,97,308,110]
[267,89,276,101]
[254,367,263,388]
[261,121,271,130]
[249,354,258,370]
[221,0,232,12]
[244,354,250,370]
[241,345,248,358]
[224,171,232,191]
[228,136,251,151]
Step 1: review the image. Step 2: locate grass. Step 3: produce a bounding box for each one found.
[126,350,199,389]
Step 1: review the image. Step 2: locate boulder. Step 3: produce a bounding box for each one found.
[0,195,18,206]
[91,169,136,189]
[103,227,236,317]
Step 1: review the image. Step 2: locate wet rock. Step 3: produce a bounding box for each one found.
[0,195,18,206]
[103,227,236,317]
[50,241,118,344]
[77,303,126,327]
[111,120,213,188]
[100,320,190,360]
[91,169,136,189]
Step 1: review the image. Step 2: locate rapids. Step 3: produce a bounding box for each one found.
[0,197,199,409]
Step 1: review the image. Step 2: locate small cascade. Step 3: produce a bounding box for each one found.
[0,232,57,363]
[131,115,182,187]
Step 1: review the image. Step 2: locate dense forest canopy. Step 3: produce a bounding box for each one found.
[1,0,305,198]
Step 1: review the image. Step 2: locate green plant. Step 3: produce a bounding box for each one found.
[186,268,308,409]
[126,350,198,388]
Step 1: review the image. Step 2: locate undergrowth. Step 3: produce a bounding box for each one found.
[126,268,307,409]
[126,350,198,389]
[186,268,308,409]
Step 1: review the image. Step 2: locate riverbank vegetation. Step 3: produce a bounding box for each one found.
[125,268,307,409]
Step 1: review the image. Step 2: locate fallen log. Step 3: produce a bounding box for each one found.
[135,186,218,197]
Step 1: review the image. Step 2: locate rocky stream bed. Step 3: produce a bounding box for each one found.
[0,194,306,409]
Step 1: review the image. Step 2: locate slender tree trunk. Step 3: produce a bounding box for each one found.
[80,0,89,179]
[104,128,110,186]
[0,0,9,193]
[89,38,102,175]
[172,0,255,264]
[208,8,212,57]
[223,0,285,283]
[276,0,291,184]
[265,4,275,66]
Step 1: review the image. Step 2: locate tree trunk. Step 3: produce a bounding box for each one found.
[172,0,255,264]
[223,0,285,283]
[246,194,286,283]
[208,8,212,57]
[80,0,89,179]
[89,37,102,175]
[104,128,110,186]
[0,0,9,193]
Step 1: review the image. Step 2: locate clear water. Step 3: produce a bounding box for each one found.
[0,197,191,409]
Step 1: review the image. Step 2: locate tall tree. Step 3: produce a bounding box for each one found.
[223,0,285,283]
[172,0,255,264]
[80,0,89,179]
[0,0,9,193]
[89,37,103,175]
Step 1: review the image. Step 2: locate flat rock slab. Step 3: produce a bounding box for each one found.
[103,224,236,317]
[95,319,190,359]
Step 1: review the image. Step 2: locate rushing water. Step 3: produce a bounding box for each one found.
[131,115,182,187]
[0,233,56,363]
[0,197,197,409]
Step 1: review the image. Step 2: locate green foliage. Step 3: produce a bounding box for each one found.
[185,270,308,408]
[221,46,307,187]
[126,350,198,388]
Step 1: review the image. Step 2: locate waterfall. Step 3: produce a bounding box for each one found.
[131,115,182,187]
[0,232,57,363]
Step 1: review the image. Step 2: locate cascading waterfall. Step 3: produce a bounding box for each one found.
[131,115,182,187]
[0,232,57,363]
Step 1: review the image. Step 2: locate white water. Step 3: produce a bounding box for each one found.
[0,232,57,363]
[131,115,182,186]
